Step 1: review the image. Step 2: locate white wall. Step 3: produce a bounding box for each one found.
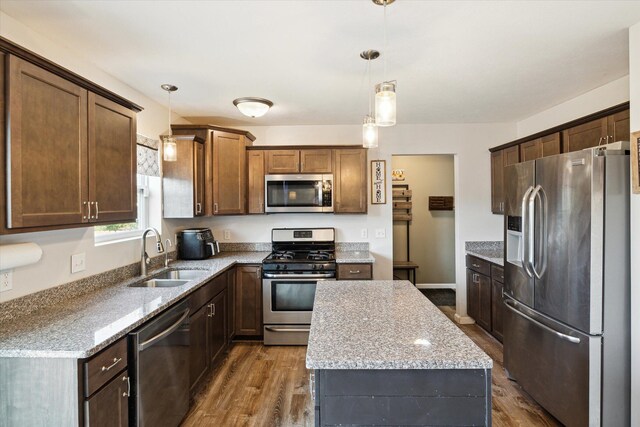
[629,20,640,427]
[516,76,630,137]
[0,12,189,302]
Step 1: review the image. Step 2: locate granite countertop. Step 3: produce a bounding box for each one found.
[0,251,270,359]
[335,251,375,264]
[465,241,503,266]
[306,280,493,370]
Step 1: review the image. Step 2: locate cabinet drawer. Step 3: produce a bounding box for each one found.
[491,265,504,283]
[465,255,491,276]
[84,338,128,397]
[337,264,372,280]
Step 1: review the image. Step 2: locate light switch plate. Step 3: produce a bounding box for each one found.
[223,230,231,240]
[71,253,86,273]
[360,228,368,239]
[375,228,386,238]
[0,270,12,292]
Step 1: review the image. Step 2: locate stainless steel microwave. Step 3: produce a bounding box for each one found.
[265,174,333,213]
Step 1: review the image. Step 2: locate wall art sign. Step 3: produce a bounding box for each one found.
[632,131,640,194]
[371,160,387,204]
[391,168,405,181]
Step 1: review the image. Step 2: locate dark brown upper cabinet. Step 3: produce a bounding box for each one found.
[3,54,137,232]
[519,132,561,162]
[265,149,333,174]
[265,150,300,174]
[562,117,608,152]
[213,131,247,215]
[163,135,205,218]
[607,109,630,143]
[247,150,265,214]
[333,148,367,214]
[490,145,519,214]
[88,93,137,224]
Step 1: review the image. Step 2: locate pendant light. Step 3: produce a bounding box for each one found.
[361,50,379,148]
[161,84,178,162]
[373,0,397,127]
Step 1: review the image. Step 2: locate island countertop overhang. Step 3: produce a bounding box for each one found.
[305,280,493,370]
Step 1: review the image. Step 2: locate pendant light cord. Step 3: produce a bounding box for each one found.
[168,91,172,137]
[368,58,372,116]
[383,0,387,82]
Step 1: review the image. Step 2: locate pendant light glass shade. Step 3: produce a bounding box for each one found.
[375,81,396,127]
[362,115,378,148]
[163,136,177,162]
[161,84,178,162]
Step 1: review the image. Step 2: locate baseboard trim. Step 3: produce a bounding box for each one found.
[415,283,456,290]
[454,313,476,325]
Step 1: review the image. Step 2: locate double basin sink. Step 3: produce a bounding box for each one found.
[129,269,207,288]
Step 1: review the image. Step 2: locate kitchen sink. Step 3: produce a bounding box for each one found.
[154,269,207,280]
[130,279,189,288]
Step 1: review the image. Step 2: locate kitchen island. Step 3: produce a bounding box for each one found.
[306,280,493,427]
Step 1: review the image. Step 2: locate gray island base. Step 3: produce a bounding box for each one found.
[306,280,493,426]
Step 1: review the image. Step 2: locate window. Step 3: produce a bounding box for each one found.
[94,174,151,244]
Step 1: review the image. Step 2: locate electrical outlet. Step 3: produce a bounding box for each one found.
[71,252,86,273]
[223,230,231,240]
[360,228,368,239]
[375,228,386,238]
[0,270,12,292]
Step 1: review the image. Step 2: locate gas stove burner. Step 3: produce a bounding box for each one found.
[271,251,295,260]
[307,251,332,261]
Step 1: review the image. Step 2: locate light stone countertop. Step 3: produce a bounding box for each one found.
[466,249,503,266]
[306,280,493,370]
[335,251,375,264]
[0,252,269,359]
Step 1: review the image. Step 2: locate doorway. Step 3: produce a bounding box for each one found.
[392,155,456,296]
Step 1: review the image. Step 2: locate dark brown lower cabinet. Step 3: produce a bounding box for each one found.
[235,265,263,337]
[227,270,236,343]
[491,279,504,342]
[84,369,130,426]
[209,289,227,365]
[189,303,209,394]
[466,269,480,322]
[467,268,492,332]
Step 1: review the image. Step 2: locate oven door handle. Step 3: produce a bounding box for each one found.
[265,326,311,333]
[263,273,335,279]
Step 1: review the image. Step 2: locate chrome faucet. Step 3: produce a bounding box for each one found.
[164,238,173,268]
[140,228,164,276]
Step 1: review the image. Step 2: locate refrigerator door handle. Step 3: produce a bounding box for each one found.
[504,299,581,344]
[528,185,541,278]
[533,186,548,279]
[521,186,535,277]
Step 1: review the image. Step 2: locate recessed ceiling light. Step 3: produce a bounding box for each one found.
[233,97,274,118]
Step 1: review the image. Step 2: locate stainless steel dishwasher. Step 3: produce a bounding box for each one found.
[129,300,190,427]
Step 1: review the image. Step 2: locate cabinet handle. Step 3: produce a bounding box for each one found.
[212,303,215,316]
[214,203,219,213]
[207,303,213,317]
[94,201,99,220]
[87,201,92,220]
[123,375,130,397]
[472,263,480,268]
[349,270,361,274]
[598,137,604,146]
[83,201,88,220]
[309,372,315,401]
[101,357,122,372]
[196,202,202,214]
[473,273,479,283]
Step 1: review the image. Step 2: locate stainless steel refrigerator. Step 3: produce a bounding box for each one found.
[502,147,630,427]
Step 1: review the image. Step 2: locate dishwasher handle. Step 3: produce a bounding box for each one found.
[138,308,190,351]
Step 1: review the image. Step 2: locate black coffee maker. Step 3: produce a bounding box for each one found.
[176,228,220,260]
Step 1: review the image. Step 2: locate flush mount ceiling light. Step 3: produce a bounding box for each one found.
[373,0,397,127]
[161,84,178,162]
[233,97,273,118]
[361,50,380,148]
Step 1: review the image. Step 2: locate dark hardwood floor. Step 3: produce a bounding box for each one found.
[182,306,561,427]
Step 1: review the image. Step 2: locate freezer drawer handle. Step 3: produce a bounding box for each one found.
[138,308,190,351]
[504,299,580,344]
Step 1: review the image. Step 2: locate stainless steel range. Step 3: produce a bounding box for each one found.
[262,227,336,345]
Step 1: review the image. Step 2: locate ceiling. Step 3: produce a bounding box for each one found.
[2,1,640,126]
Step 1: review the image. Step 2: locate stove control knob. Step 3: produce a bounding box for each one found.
[318,264,324,270]
[312,264,317,270]
[275,265,280,270]
[283,265,287,270]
